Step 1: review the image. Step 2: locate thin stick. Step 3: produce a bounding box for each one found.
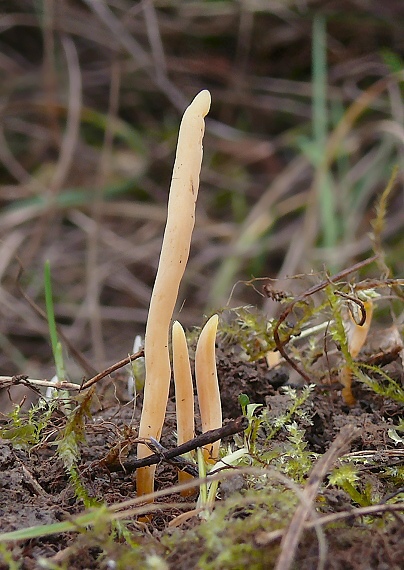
[1,350,143,395]
[147,438,199,477]
[255,502,404,546]
[80,350,144,391]
[1,350,144,393]
[0,375,81,392]
[273,255,378,383]
[109,416,248,474]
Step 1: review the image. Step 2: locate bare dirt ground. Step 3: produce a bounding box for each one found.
[1,321,403,569]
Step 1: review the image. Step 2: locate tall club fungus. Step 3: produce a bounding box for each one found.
[136,90,211,497]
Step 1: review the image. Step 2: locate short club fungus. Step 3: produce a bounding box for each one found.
[341,299,374,405]
[172,320,195,492]
[172,316,221,493]
[136,90,211,497]
[195,314,222,463]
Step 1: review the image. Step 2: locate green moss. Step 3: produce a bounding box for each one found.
[54,389,99,507]
[0,400,56,448]
[161,487,298,570]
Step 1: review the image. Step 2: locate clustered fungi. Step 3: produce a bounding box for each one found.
[135,89,377,498]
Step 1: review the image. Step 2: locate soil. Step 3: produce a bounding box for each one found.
[0,328,403,570]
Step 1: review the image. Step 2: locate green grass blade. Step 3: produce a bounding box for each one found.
[312,14,337,249]
[44,261,66,383]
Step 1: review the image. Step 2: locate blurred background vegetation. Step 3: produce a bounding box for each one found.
[0,0,403,381]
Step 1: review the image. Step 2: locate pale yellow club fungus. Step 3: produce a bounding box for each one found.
[266,350,281,369]
[172,320,195,494]
[341,299,374,406]
[136,90,211,497]
[195,314,222,464]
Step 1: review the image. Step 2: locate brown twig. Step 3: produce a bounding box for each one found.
[109,416,248,474]
[1,351,143,394]
[80,350,144,391]
[146,438,199,477]
[0,374,81,392]
[274,424,360,570]
[273,255,378,383]
[335,290,366,326]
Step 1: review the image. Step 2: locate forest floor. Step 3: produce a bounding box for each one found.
[1,316,403,570]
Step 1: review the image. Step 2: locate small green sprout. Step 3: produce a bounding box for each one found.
[329,462,372,507]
